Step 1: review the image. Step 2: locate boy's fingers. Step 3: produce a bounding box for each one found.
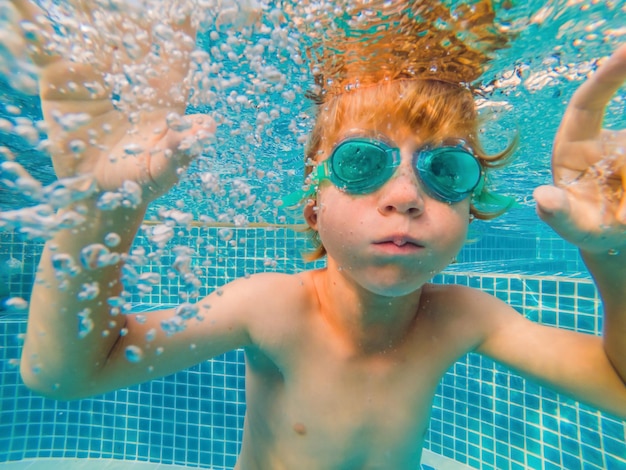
[144,114,216,196]
[160,114,217,167]
[533,185,571,223]
[557,44,626,146]
[8,0,43,24]
[170,114,217,160]
[8,0,60,66]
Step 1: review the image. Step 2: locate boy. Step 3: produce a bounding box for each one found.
[11,0,626,468]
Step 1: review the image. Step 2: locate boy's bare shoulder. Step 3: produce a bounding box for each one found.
[223,269,317,308]
[420,282,519,349]
[422,282,509,310]
[219,269,320,343]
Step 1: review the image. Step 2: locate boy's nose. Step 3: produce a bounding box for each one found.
[376,165,425,217]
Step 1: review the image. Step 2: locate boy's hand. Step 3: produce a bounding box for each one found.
[534,44,626,255]
[9,0,215,204]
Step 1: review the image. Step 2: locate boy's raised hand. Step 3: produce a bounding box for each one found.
[9,0,215,204]
[534,44,626,255]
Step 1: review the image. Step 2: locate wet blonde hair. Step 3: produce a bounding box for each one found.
[302,79,516,262]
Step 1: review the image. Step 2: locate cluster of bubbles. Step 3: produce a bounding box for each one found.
[0,0,307,347]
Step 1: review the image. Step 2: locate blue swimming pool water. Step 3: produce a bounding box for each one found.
[1,0,626,469]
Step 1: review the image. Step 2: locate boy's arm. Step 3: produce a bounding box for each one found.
[580,251,626,383]
[475,45,626,420]
[21,199,253,399]
[21,195,270,399]
[533,43,626,383]
[20,199,145,398]
[471,290,626,420]
[11,0,234,399]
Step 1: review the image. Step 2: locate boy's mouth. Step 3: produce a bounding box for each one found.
[373,235,424,249]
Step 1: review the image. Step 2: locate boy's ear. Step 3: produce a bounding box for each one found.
[303,200,318,229]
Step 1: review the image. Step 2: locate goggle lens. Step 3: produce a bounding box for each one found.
[417,146,482,202]
[330,140,395,193]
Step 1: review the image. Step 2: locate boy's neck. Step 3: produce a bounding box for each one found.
[313,264,424,355]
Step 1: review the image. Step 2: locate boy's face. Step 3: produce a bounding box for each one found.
[306,117,471,297]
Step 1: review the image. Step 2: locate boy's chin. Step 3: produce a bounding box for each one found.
[372,281,427,298]
[354,271,430,298]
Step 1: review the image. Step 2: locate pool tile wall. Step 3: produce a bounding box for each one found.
[1,329,245,469]
[1,226,625,469]
[429,271,625,470]
[0,226,541,305]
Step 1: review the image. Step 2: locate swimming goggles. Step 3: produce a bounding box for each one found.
[283,137,486,206]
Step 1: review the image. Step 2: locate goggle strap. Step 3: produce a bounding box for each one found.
[280,163,326,207]
[281,189,310,207]
[472,190,518,210]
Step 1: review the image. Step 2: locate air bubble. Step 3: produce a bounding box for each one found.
[69,139,87,154]
[51,253,81,279]
[80,243,119,270]
[166,112,192,131]
[104,232,121,248]
[145,328,157,342]
[125,345,144,363]
[218,228,233,241]
[107,296,125,307]
[52,111,93,132]
[2,297,28,312]
[175,303,199,320]
[123,143,145,156]
[150,224,175,246]
[15,176,43,199]
[160,209,193,225]
[0,119,13,133]
[137,272,160,294]
[77,282,100,301]
[7,358,20,369]
[13,118,39,147]
[120,181,143,208]
[172,247,193,274]
[41,175,97,209]
[161,315,186,336]
[5,105,21,115]
[77,308,94,339]
[97,192,123,210]
[85,81,106,98]
[0,146,15,161]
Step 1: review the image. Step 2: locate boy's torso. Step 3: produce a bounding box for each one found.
[231,270,484,470]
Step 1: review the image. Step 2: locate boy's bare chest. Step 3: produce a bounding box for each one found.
[243,331,455,468]
[285,342,444,429]
[240,286,473,468]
